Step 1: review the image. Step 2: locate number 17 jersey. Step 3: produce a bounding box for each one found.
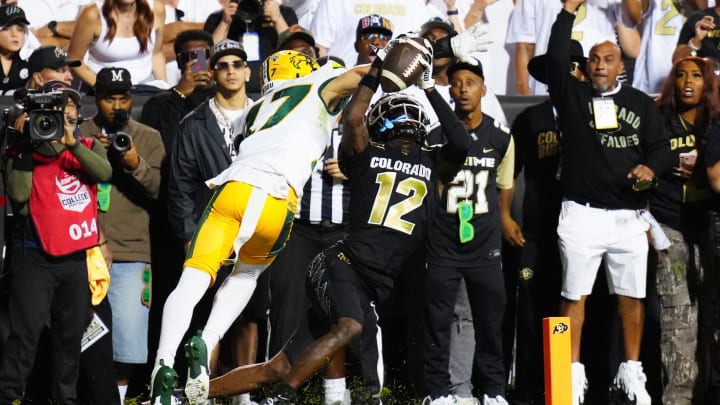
[207,64,346,199]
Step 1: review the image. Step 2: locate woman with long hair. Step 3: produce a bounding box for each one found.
[67,0,166,87]
[652,56,720,404]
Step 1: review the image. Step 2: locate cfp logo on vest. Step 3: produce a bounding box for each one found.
[56,174,91,213]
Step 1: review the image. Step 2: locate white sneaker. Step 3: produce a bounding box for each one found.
[572,362,588,405]
[482,394,508,405]
[421,395,457,405]
[455,396,480,405]
[612,360,651,405]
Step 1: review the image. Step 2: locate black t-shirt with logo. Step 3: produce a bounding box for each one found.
[512,99,562,234]
[0,53,28,96]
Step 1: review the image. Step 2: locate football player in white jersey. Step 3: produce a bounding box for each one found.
[150,50,370,405]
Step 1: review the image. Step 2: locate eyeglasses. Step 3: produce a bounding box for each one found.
[457,201,474,243]
[570,61,581,73]
[214,60,247,71]
[360,32,391,42]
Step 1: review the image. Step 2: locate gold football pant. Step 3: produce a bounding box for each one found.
[185,181,297,284]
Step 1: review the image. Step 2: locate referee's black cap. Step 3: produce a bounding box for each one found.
[528,40,586,84]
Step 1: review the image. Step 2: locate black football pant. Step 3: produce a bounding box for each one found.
[267,220,347,356]
[0,246,88,405]
[424,257,506,399]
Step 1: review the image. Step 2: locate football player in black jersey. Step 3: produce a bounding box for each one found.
[201,40,471,405]
[422,58,515,405]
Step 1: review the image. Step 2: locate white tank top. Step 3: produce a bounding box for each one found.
[86,0,157,84]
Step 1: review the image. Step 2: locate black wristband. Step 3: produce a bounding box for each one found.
[359,74,379,92]
[371,56,383,70]
[447,9,459,15]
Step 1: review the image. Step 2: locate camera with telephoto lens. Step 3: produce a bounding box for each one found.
[105,109,131,153]
[106,131,132,153]
[20,91,68,141]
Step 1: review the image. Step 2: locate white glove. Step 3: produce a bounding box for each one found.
[450,23,492,63]
[417,38,435,90]
[370,37,402,62]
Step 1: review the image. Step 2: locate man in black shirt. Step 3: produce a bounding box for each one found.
[547,1,671,404]
[423,58,514,405]
[510,40,586,404]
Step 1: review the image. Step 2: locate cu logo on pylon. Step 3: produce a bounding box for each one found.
[552,322,569,334]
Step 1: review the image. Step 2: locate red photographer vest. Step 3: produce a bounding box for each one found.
[29,138,99,256]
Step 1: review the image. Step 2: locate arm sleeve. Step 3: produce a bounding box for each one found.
[6,151,32,206]
[511,109,528,179]
[705,122,720,168]
[496,136,515,189]
[203,11,221,33]
[677,12,701,45]
[425,89,470,163]
[72,139,113,183]
[280,6,298,26]
[167,125,201,242]
[126,129,165,199]
[642,101,673,178]
[546,9,575,109]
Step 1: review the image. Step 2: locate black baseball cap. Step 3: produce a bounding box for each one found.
[95,67,133,94]
[40,80,81,106]
[420,17,457,37]
[29,46,81,74]
[0,5,29,28]
[355,14,394,42]
[210,39,247,67]
[528,40,587,84]
[447,57,484,80]
[277,25,315,51]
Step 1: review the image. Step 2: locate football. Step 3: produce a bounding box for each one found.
[380,37,430,93]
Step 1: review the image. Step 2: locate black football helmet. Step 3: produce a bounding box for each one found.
[366,93,429,144]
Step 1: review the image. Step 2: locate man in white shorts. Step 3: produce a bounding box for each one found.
[545,1,673,404]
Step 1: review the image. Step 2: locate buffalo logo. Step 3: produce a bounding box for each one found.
[519,267,534,281]
[552,322,569,334]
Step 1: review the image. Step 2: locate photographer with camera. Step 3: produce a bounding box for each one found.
[204,0,297,93]
[79,66,165,403]
[0,81,112,404]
